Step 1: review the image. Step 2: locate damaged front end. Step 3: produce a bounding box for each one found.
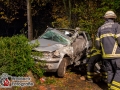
[31,44,73,72]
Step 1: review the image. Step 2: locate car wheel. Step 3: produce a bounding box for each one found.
[57,58,67,78]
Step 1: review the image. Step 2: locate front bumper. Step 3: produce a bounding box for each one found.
[32,55,61,72]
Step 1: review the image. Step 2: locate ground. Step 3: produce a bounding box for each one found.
[0,68,108,90]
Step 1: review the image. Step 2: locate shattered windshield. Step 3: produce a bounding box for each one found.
[40,30,70,45]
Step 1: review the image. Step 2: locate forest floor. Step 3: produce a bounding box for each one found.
[0,67,108,90]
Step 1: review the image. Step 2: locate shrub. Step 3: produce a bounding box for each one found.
[0,35,44,77]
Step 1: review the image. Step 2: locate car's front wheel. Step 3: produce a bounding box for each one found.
[57,58,67,78]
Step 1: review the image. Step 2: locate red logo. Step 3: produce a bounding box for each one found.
[3,78,10,86]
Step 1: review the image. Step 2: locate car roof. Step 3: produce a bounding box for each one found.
[56,28,76,31]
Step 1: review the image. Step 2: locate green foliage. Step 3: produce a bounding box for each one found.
[51,1,70,28]
[51,0,120,34]
[1,0,120,39]
[0,34,44,77]
[69,0,120,44]
[31,62,45,77]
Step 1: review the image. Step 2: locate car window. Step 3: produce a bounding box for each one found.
[40,30,70,45]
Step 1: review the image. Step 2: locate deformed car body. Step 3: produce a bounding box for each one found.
[31,27,92,77]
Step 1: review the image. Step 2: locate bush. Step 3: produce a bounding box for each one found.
[0,35,44,77]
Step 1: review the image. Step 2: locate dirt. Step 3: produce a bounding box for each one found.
[38,71,108,90]
[0,69,108,90]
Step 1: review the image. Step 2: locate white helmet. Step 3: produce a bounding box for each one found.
[104,10,117,19]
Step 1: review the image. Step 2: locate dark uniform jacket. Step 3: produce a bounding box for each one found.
[96,19,120,59]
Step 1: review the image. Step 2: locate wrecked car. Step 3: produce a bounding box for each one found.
[31,27,92,77]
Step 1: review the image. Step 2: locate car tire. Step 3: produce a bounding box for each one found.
[57,58,67,78]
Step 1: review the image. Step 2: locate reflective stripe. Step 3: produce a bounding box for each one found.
[87,72,94,79]
[90,48,101,56]
[91,48,100,52]
[90,53,101,57]
[102,75,107,78]
[101,43,106,55]
[115,34,120,38]
[87,55,90,58]
[87,72,94,75]
[112,81,120,87]
[87,48,101,57]
[110,85,120,90]
[96,37,100,41]
[99,33,120,58]
[101,43,120,58]
[100,33,115,39]
[112,42,117,54]
[87,76,93,79]
[102,72,107,75]
[103,54,120,58]
[108,83,111,87]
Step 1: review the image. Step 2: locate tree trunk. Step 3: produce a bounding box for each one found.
[27,0,33,40]
[69,0,71,28]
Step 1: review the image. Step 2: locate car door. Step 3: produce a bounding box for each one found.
[72,34,86,58]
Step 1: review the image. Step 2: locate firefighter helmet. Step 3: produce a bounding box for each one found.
[104,10,117,19]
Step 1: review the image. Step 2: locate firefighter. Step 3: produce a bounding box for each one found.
[96,10,120,89]
[99,61,108,83]
[86,47,107,82]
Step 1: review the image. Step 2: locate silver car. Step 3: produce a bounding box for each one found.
[31,27,92,77]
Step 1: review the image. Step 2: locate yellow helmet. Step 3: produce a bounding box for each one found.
[104,10,117,19]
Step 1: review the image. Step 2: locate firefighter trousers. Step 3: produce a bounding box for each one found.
[104,58,120,90]
[87,54,101,80]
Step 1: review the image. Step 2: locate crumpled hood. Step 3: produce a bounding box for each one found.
[30,39,65,52]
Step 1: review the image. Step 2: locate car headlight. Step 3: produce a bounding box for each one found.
[42,51,60,58]
[53,50,60,58]
[43,52,53,57]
